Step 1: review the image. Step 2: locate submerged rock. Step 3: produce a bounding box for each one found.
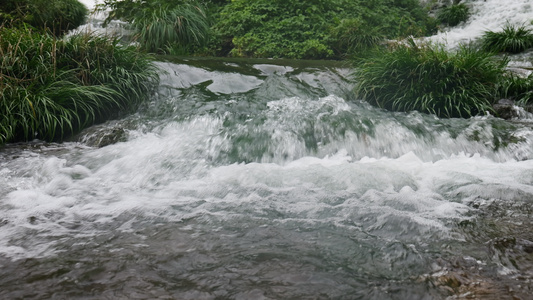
[493,99,533,121]
[74,122,127,147]
[493,99,519,120]
[424,255,532,299]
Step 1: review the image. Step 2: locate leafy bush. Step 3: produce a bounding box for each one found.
[353,40,508,118]
[214,0,437,59]
[135,4,210,53]
[497,73,533,105]
[436,3,469,27]
[98,0,210,54]
[329,18,385,56]
[0,27,159,144]
[0,0,88,36]
[481,24,533,54]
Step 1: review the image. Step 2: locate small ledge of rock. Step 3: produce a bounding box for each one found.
[74,123,128,147]
[493,99,533,120]
[493,99,520,120]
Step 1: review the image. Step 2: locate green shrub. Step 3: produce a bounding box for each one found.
[497,73,533,105]
[31,0,88,35]
[481,24,533,54]
[329,18,385,56]
[0,0,88,36]
[436,3,469,27]
[214,0,436,59]
[97,0,437,58]
[134,4,210,53]
[98,0,210,54]
[0,27,159,144]
[353,40,508,118]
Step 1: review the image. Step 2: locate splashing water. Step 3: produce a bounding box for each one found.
[2,0,533,298]
[2,58,533,299]
[428,0,533,50]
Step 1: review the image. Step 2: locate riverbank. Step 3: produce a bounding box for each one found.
[0,27,158,145]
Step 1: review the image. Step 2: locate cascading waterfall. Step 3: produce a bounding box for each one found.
[427,0,533,51]
[71,1,133,38]
[1,1,533,299]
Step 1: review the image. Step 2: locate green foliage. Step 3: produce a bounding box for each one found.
[98,0,210,54]
[135,4,210,53]
[0,0,88,36]
[0,27,159,144]
[0,0,20,26]
[96,0,437,58]
[0,10,14,26]
[436,3,469,27]
[353,40,508,118]
[214,0,437,59]
[481,24,533,54]
[497,73,533,105]
[329,18,384,55]
[31,0,88,36]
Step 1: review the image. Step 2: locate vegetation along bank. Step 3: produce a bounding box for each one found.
[0,0,159,145]
[1,0,533,145]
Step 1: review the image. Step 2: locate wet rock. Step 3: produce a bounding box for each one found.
[422,245,533,300]
[490,237,517,252]
[518,239,533,254]
[487,236,533,258]
[493,99,519,120]
[75,123,128,147]
[424,259,516,299]
[28,216,37,224]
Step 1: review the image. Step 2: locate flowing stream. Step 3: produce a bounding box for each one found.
[2,57,533,299]
[2,0,533,299]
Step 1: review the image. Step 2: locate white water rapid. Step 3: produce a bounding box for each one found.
[428,0,533,50]
[1,1,533,299]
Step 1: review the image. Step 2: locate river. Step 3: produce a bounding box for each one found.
[2,0,533,299]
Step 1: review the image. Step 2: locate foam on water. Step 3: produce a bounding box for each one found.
[3,14,533,292]
[209,95,533,163]
[428,0,533,49]
[79,0,97,9]
[2,104,533,262]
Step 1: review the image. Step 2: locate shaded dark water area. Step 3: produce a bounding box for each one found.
[2,58,533,299]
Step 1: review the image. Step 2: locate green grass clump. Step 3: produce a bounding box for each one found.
[497,73,533,105]
[98,0,210,54]
[329,18,385,56]
[436,3,470,27]
[0,0,88,36]
[354,40,508,118]
[134,4,210,53]
[0,27,159,144]
[481,24,533,54]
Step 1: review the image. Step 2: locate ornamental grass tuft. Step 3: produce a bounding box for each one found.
[481,24,533,54]
[354,39,508,118]
[134,4,210,53]
[330,18,385,56]
[497,73,533,105]
[98,0,210,54]
[436,3,469,27]
[0,27,159,144]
